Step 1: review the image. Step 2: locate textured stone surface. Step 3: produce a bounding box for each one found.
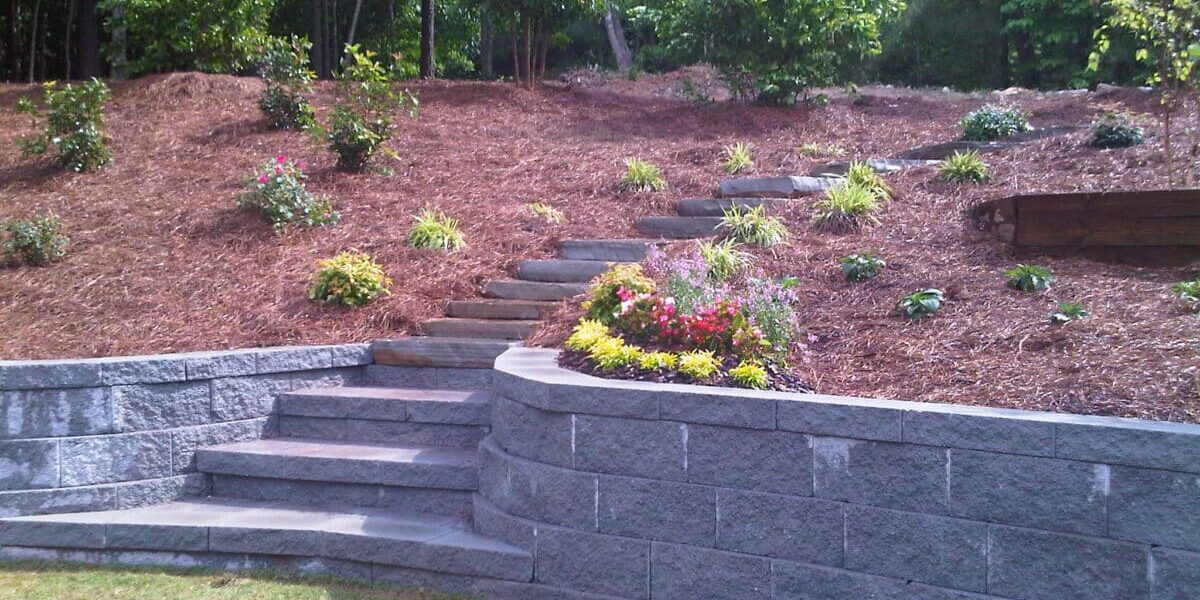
[98,356,188,385]
[845,505,987,592]
[657,389,774,429]
[183,350,258,380]
[813,438,949,513]
[0,360,103,390]
[0,440,59,490]
[597,476,715,545]
[650,542,771,600]
[535,526,650,598]
[479,440,596,531]
[1055,420,1200,473]
[688,425,812,496]
[365,365,495,390]
[1150,548,1200,600]
[904,410,1055,456]
[255,346,334,374]
[277,415,485,448]
[329,344,373,367]
[1108,466,1200,551]
[1,387,111,439]
[114,475,207,509]
[772,561,1002,600]
[948,450,1108,536]
[574,415,685,481]
[776,398,902,442]
[494,366,659,420]
[373,338,519,369]
[717,176,838,199]
[517,259,618,284]
[558,239,658,262]
[472,494,536,551]
[112,382,210,432]
[634,216,722,239]
[210,370,349,421]
[491,396,573,468]
[210,474,473,515]
[987,525,1149,600]
[172,418,273,473]
[715,489,843,565]
[0,484,118,517]
[58,432,173,487]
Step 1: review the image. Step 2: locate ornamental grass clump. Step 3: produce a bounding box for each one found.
[960,105,1032,141]
[3,214,69,266]
[719,205,789,248]
[308,251,391,307]
[812,182,882,231]
[722,142,754,174]
[526,202,565,224]
[237,154,340,231]
[408,209,465,252]
[698,239,753,281]
[940,151,989,184]
[619,157,667,192]
[16,78,112,172]
[845,161,892,201]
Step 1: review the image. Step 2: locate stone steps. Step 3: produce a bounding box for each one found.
[558,239,660,262]
[515,259,620,283]
[676,197,789,217]
[421,318,538,340]
[634,216,722,239]
[483,280,588,302]
[372,338,520,369]
[446,299,556,321]
[0,499,532,581]
[810,158,940,177]
[279,386,491,425]
[717,176,839,198]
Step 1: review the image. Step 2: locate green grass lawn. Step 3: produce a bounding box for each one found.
[0,561,464,600]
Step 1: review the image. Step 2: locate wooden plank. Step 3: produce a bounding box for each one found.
[1017,215,1200,247]
[1016,191,1200,219]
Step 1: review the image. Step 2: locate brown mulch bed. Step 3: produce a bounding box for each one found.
[1,70,1197,423]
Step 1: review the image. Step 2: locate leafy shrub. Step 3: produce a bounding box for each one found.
[722,143,754,174]
[698,239,753,281]
[322,45,419,171]
[308,251,391,307]
[730,360,769,390]
[840,252,886,282]
[736,276,802,355]
[565,320,614,352]
[583,264,656,325]
[1005,264,1055,292]
[588,336,643,370]
[812,182,882,231]
[237,155,340,232]
[256,36,315,130]
[2,214,70,266]
[1089,113,1145,149]
[797,143,846,158]
[720,205,789,248]
[845,161,892,201]
[526,202,565,224]
[1172,278,1200,312]
[940,151,990,183]
[619,158,668,192]
[960,105,1032,141]
[677,350,720,380]
[1050,302,1089,325]
[408,209,465,252]
[638,351,678,371]
[898,288,945,319]
[16,79,112,172]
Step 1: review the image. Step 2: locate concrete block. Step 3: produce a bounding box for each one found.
[1055,420,1200,474]
[0,484,119,517]
[0,520,106,548]
[329,344,373,367]
[813,438,949,514]
[493,367,659,420]
[276,415,484,448]
[904,410,1055,456]
[0,359,102,390]
[776,398,902,442]
[112,381,211,432]
[845,505,987,592]
[171,418,273,473]
[472,494,536,551]
[210,370,349,421]
[106,523,209,551]
[1109,466,1200,551]
[535,526,650,598]
[183,350,258,380]
[1150,547,1200,600]
[114,474,207,509]
[772,561,1002,600]
[987,524,1149,600]
[0,440,59,491]
[574,415,685,480]
[949,449,1108,536]
[255,346,334,374]
[209,526,324,556]
[716,489,843,565]
[97,356,187,385]
[650,542,771,600]
[0,387,111,439]
[366,365,494,390]
[491,396,574,468]
[478,441,596,531]
[59,432,173,487]
[688,425,812,496]
[597,475,715,546]
[658,390,775,430]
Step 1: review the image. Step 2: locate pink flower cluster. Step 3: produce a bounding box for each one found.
[613,286,767,358]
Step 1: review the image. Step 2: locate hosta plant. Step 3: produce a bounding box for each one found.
[1006,264,1055,292]
[729,360,769,390]
[812,182,882,231]
[960,105,1032,141]
[720,205,789,248]
[1089,113,1144,149]
[698,239,753,281]
[1172,278,1200,312]
[898,288,945,319]
[16,78,112,172]
[2,214,70,266]
[840,252,886,282]
[408,209,465,252]
[1050,302,1089,325]
[308,251,391,307]
[619,157,667,192]
[722,142,754,174]
[845,161,892,201]
[237,155,340,232]
[940,151,989,184]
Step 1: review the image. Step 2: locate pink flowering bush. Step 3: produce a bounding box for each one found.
[237,154,340,232]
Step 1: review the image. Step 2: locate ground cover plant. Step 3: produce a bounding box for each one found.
[526,202,565,224]
[840,252,886,282]
[3,214,69,266]
[1089,113,1145,149]
[844,161,893,201]
[897,288,945,319]
[619,157,667,192]
[940,151,989,183]
[1006,264,1056,292]
[408,209,466,251]
[719,205,788,247]
[1172,277,1200,312]
[812,182,883,231]
[1050,302,1089,324]
[960,104,1033,141]
[308,251,391,307]
[722,142,754,174]
[15,79,112,172]
[236,155,340,231]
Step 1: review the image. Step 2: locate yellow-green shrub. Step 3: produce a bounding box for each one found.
[565,320,613,352]
[588,337,643,370]
[638,351,678,371]
[308,251,391,307]
[730,360,769,390]
[677,350,720,380]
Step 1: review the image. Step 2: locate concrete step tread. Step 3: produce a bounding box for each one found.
[516,258,625,283]
[483,280,588,301]
[446,299,557,320]
[421,318,539,340]
[372,338,521,369]
[0,499,531,580]
[279,386,492,425]
[635,216,723,239]
[717,176,840,198]
[558,239,661,262]
[676,197,790,217]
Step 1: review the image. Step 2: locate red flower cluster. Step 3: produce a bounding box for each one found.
[615,291,766,359]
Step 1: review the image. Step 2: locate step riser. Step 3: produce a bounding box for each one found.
[635,216,723,239]
[421,320,536,340]
[197,450,479,491]
[371,339,517,370]
[676,197,788,217]
[559,240,655,262]
[210,475,474,517]
[446,301,554,321]
[515,260,615,283]
[365,365,495,389]
[483,281,588,302]
[279,393,490,426]
[277,415,488,448]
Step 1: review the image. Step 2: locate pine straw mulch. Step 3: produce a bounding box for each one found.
[0,70,1196,423]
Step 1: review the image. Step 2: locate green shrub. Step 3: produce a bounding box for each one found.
[845,161,892,201]
[237,155,340,232]
[1172,278,1200,312]
[940,151,990,184]
[898,288,945,319]
[408,209,465,252]
[619,157,667,192]
[16,79,112,172]
[526,202,565,224]
[638,351,678,371]
[840,252,886,282]
[2,214,70,266]
[565,320,613,353]
[719,205,789,247]
[1005,264,1055,292]
[698,239,753,281]
[812,182,882,231]
[308,251,391,307]
[321,45,419,171]
[1050,302,1089,324]
[797,143,846,158]
[256,36,315,130]
[960,105,1032,141]
[583,264,656,325]
[722,142,754,174]
[677,350,720,380]
[729,360,769,389]
[588,336,643,370]
[1089,113,1145,149]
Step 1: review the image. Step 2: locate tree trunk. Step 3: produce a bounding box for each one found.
[345,0,364,49]
[523,15,532,88]
[602,0,632,73]
[65,0,77,80]
[110,5,126,78]
[536,25,547,81]
[78,0,101,78]
[28,0,41,83]
[479,3,493,79]
[511,22,521,84]
[419,0,435,78]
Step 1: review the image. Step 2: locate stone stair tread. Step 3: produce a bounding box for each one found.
[372,338,520,369]
[279,386,491,426]
[634,216,723,239]
[483,280,588,301]
[809,158,940,177]
[676,197,789,217]
[558,239,661,262]
[421,318,539,340]
[446,299,556,320]
[516,259,623,283]
[717,176,839,198]
[196,438,479,490]
[0,499,531,581]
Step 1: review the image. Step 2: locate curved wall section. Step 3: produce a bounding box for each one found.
[481,347,1200,600]
[0,344,371,517]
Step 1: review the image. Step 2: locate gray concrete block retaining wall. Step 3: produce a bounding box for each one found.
[485,348,1200,600]
[0,344,371,517]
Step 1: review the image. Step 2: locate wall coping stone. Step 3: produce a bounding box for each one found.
[0,344,373,391]
[495,347,1200,473]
